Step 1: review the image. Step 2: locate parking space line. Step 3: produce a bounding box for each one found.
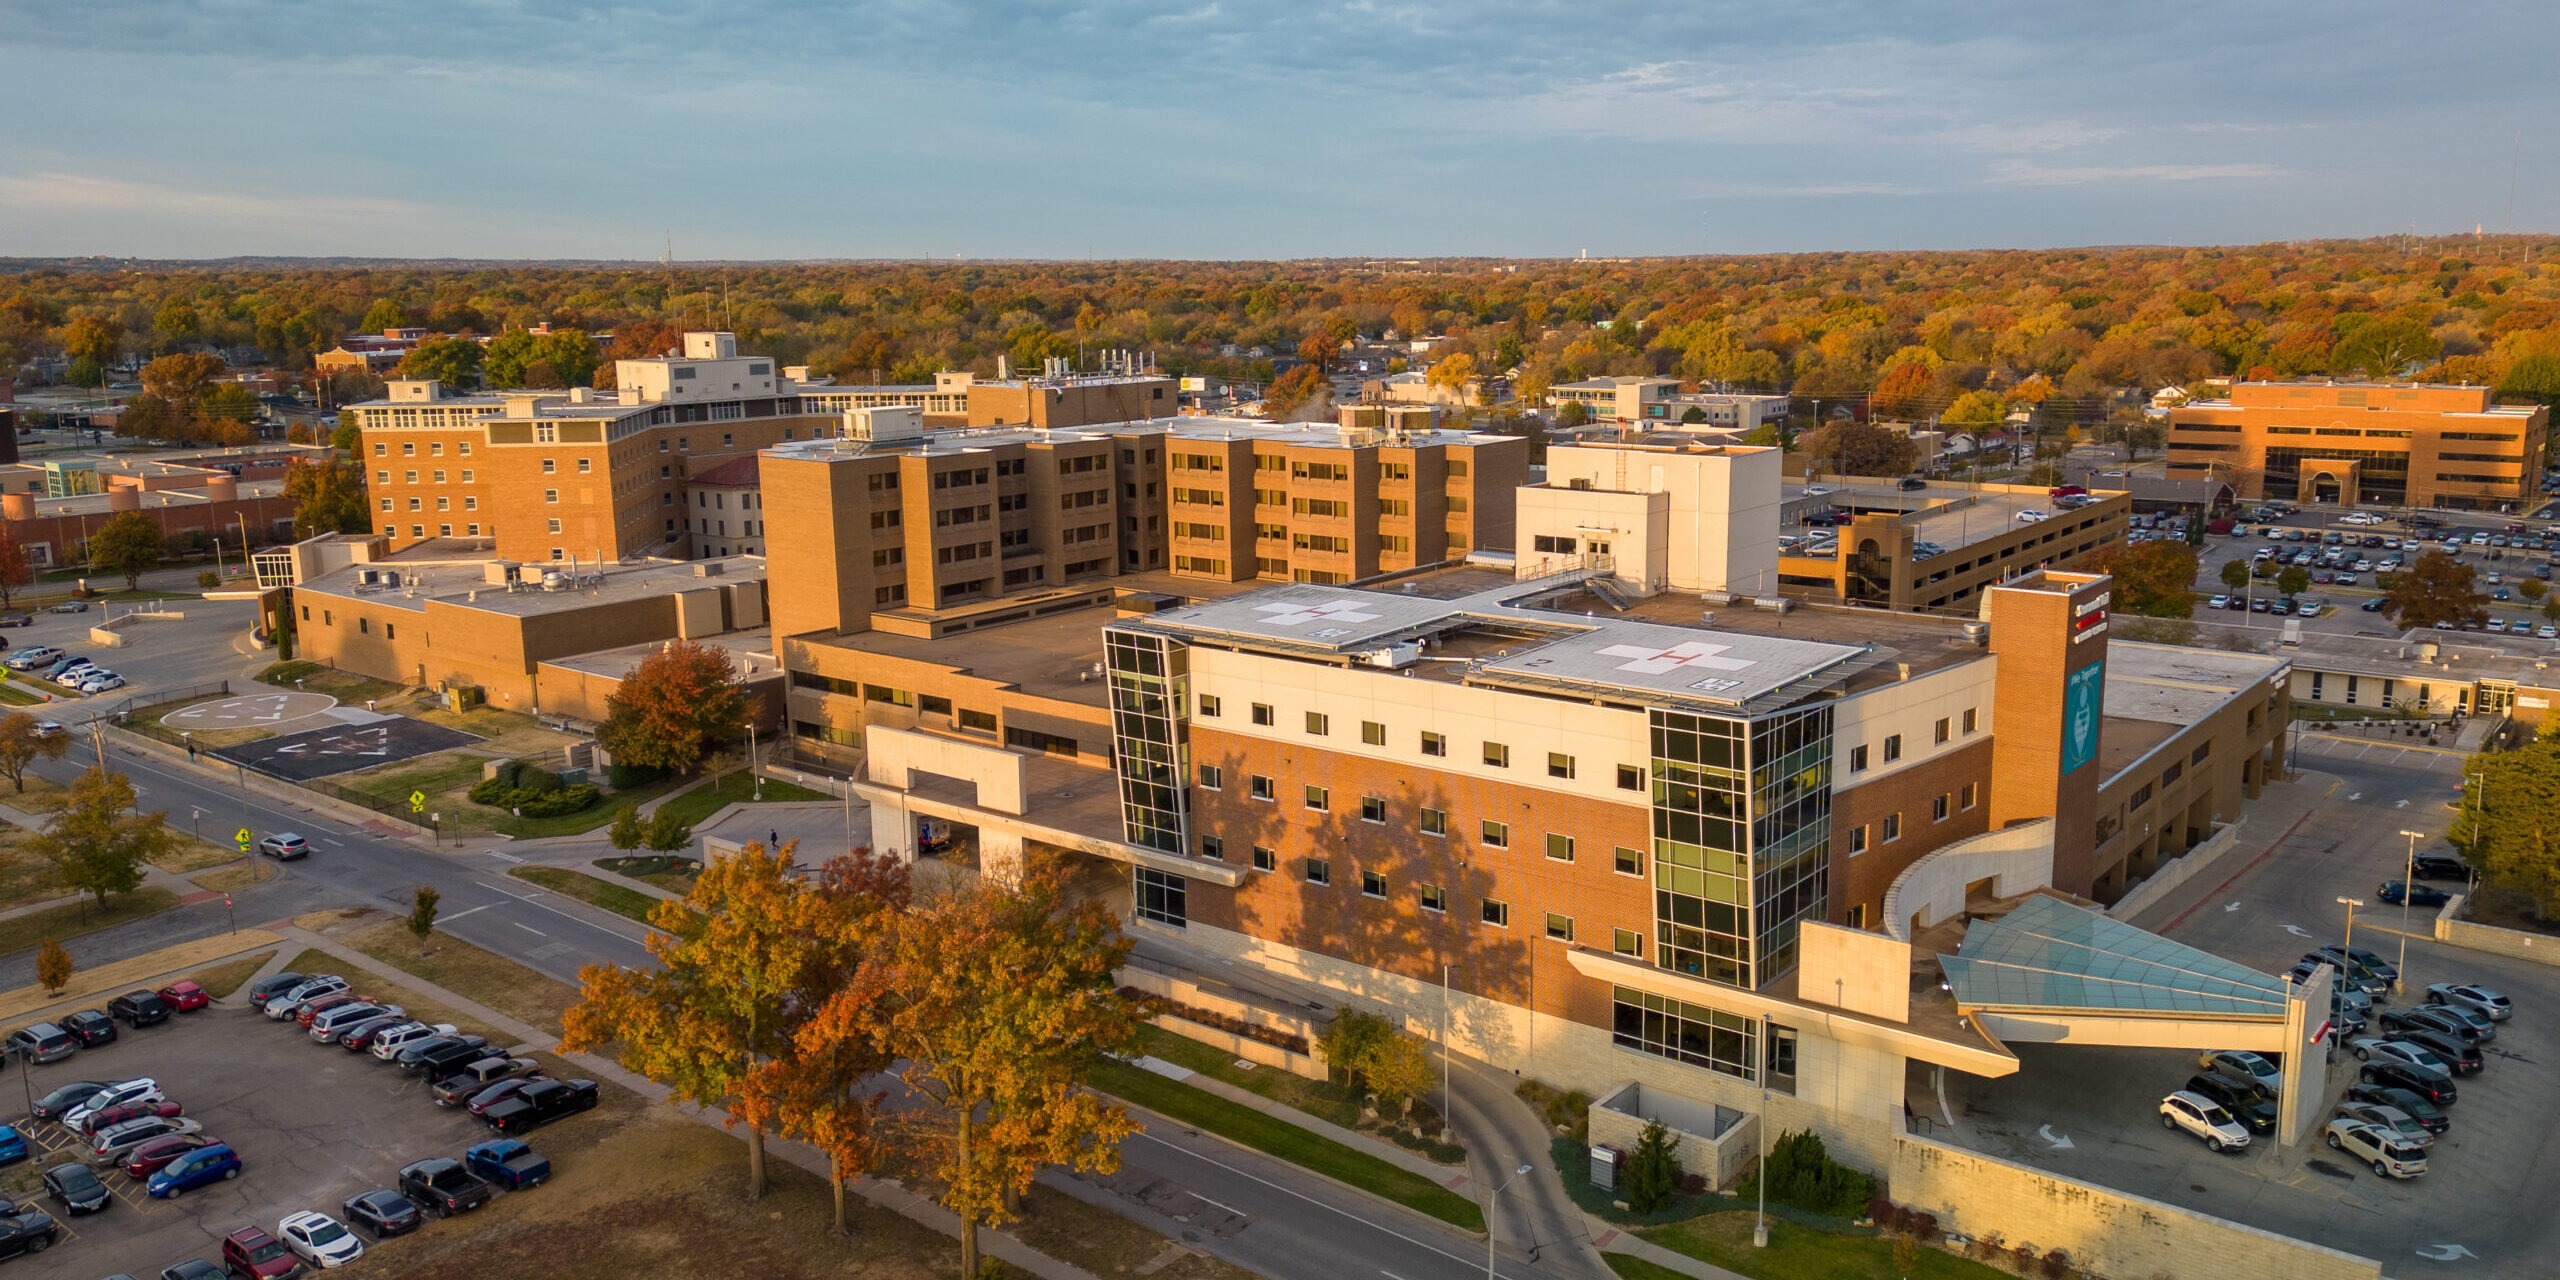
[514,921,547,936]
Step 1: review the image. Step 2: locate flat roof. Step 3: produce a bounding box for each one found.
[1135,583,1472,654]
[2103,642,2288,726]
[1940,894,2289,1021]
[542,628,778,680]
[298,554,763,617]
[1788,481,2124,557]
[1554,588,1993,683]
[763,414,1507,464]
[1474,616,1870,710]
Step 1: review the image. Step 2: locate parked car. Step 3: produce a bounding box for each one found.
[2382,1006,2490,1045]
[339,1190,422,1239]
[59,1010,116,1048]
[154,981,211,1013]
[369,1022,458,1060]
[278,1210,365,1269]
[2158,1090,2251,1152]
[397,1158,495,1218]
[2358,1058,2457,1104]
[401,1036,494,1078]
[465,1076,551,1119]
[2335,1101,2434,1148]
[222,1225,306,1280]
[310,1003,402,1045]
[2350,1037,2453,1073]
[41,1161,111,1215]
[108,990,171,1027]
[2298,953,2389,996]
[91,1116,202,1163]
[2311,944,2400,985]
[2181,1074,2275,1132]
[2422,1000,2498,1039]
[335,1015,412,1053]
[2325,1117,2428,1179]
[257,833,310,861]
[29,1080,107,1123]
[78,1100,183,1138]
[47,601,86,614]
[434,1057,540,1108]
[295,994,366,1029]
[0,1127,22,1167]
[1,647,60,671]
[163,1259,226,1279]
[0,615,34,629]
[2410,853,2471,881]
[76,672,124,694]
[2345,1081,2449,1133]
[122,1133,216,1181]
[2198,1049,2283,1098]
[483,1079,600,1135]
[263,976,347,1019]
[65,1078,161,1131]
[148,1143,242,1198]
[2379,880,2453,908]
[2425,983,2513,1021]
[243,972,308,1006]
[0,1210,58,1262]
[3,1023,75,1065]
[2394,1027,2483,1074]
[464,1138,552,1190]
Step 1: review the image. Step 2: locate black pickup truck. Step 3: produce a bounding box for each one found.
[482,1079,599,1136]
[397,1158,495,1218]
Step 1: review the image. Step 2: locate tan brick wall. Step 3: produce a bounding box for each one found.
[2166,381,2550,509]
[1889,1135,2381,1280]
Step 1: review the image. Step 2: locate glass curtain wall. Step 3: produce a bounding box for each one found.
[1649,705,1833,990]
[1105,629,1190,854]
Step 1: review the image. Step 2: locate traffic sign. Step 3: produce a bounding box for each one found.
[235,826,252,853]
[409,790,426,813]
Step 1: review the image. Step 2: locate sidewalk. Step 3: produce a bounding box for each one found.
[274,924,1107,1280]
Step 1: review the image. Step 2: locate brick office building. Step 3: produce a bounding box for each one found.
[2165,380,2550,509]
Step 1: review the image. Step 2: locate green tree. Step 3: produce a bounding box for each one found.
[395,337,484,388]
[2219,558,2251,593]
[0,712,71,793]
[2522,578,2548,602]
[1801,419,1918,478]
[89,510,163,591]
[644,809,695,854]
[1625,1119,1681,1214]
[536,328,604,388]
[1556,400,1591,428]
[2276,565,2310,602]
[359,298,408,333]
[330,418,360,453]
[2451,741,2560,919]
[408,885,440,946]
[2332,315,2441,379]
[608,803,645,851]
[599,639,749,776]
[2495,353,2560,411]
[482,328,539,387]
[283,458,372,536]
[28,767,171,910]
[2384,549,2485,630]
[1941,389,2006,429]
[2080,540,2201,616]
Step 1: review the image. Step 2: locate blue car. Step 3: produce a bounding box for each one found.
[148,1143,240,1198]
[2379,880,2453,908]
[0,1125,23,1166]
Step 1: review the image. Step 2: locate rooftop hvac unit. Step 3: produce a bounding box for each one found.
[1362,643,1421,670]
[1753,596,1793,613]
[1962,621,1989,647]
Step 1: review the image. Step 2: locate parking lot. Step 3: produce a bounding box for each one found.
[3,996,542,1275]
[2190,511,2560,641]
[3,596,262,718]
[1936,760,2559,1275]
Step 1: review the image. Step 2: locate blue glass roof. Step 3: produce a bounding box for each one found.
[1939,895,2289,1020]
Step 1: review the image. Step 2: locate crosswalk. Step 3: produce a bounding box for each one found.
[2294,733,2466,775]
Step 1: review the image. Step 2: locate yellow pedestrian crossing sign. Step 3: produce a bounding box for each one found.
[235,827,252,853]
[409,790,427,813]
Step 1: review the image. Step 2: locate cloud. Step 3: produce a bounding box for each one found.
[1987,160,2295,186]
[0,171,423,221]
[1696,182,1935,199]
[1929,119,2127,153]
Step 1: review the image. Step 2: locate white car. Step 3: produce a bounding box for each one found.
[1801,485,1832,497]
[2016,509,2049,523]
[371,1020,461,1060]
[2159,1090,2251,1152]
[50,663,97,687]
[2340,512,2382,525]
[91,1114,203,1161]
[2207,594,2231,610]
[63,1077,162,1132]
[2324,1117,2427,1179]
[76,672,124,694]
[2348,1038,2453,1075]
[279,1209,367,1268]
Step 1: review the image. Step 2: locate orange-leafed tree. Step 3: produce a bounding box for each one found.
[0,525,31,611]
[561,839,824,1200]
[1869,360,1936,419]
[846,860,1149,1277]
[598,639,747,776]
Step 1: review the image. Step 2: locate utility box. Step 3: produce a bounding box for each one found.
[1590,1145,1619,1192]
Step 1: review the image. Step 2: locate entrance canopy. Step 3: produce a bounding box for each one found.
[1940,894,2289,1029]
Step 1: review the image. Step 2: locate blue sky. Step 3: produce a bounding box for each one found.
[2,1,2554,260]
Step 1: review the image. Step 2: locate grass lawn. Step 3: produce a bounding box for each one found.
[258,659,403,703]
[336,753,490,805]
[152,833,257,874]
[0,774,68,816]
[597,854,700,894]
[1010,1184,1262,1280]
[0,886,180,957]
[189,858,277,893]
[325,913,586,1035]
[184,951,276,998]
[1130,1025,1462,1163]
[0,682,41,706]
[650,771,830,830]
[512,866,667,927]
[1641,1213,2011,1280]
[278,945,509,1043]
[1089,1057,1483,1232]
[0,828,65,911]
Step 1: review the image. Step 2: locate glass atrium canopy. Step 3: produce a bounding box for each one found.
[1938,894,2289,1021]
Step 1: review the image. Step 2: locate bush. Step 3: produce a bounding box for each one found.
[197,570,221,589]
[607,760,666,790]
[1625,1120,1680,1213]
[1758,1129,1875,1217]
[515,766,563,797]
[466,775,509,805]
[466,777,598,817]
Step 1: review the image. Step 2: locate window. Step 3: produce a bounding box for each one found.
[578,458,592,473]
[1613,928,1643,957]
[1249,775,1275,801]
[1361,871,1386,898]
[1545,913,1574,942]
[1361,795,1386,823]
[1963,707,1979,734]
[1483,742,1509,768]
[1933,795,1950,822]
[1252,846,1276,871]
[1849,824,1869,855]
[1615,846,1643,876]
[1421,731,1447,757]
[1304,785,1330,812]
[544,489,559,504]
[1198,694,1221,717]
[1884,734,1902,763]
[1200,835,1224,859]
[1935,718,1951,745]
[1362,720,1386,746]
[1617,765,1643,791]
[1420,807,1448,837]
[1252,703,1274,726]
[1545,833,1574,862]
[1305,711,1329,736]
[1419,884,1447,913]
[1961,782,1978,810]
[1850,744,1868,772]
[1134,867,1186,927]
[1305,858,1331,886]
[1882,813,1902,842]
[1547,752,1575,780]
[1612,986,1761,1081]
[1480,820,1510,848]
[1481,899,1509,927]
[542,458,557,474]
[1198,765,1224,791]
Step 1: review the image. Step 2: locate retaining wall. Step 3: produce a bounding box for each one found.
[2434,894,2560,966]
[2106,820,2241,928]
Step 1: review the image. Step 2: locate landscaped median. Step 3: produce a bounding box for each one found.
[510,865,670,927]
[1088,1055,1485,1232]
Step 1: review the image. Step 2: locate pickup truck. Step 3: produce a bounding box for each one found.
[463,1139,551,1191]
[397,1157,495,1218]
[432,1058,538,1108]
[482,1079,600,1136]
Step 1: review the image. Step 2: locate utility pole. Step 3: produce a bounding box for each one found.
[2397,830,2425,992]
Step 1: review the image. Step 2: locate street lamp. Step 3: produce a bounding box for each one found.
[1756,1011,1772,1248]
[2337,895,2365,956]
[2397,830,2426,992]
[1487,1163,1533,1280]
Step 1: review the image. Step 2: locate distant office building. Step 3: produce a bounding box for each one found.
[1553,377,1682,424]
[2165,380,2550,510]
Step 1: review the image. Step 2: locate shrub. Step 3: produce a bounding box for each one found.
[515,766,563,797]
[1908,1210,1939,1242]
[2041,1248,2072,1279]
[607,760,666,790]
[1624,1120,1680,1213]
[1761,1129,1875,1217]
[466,778,598,817]
[466,776,509,805]
[197,570,221,589]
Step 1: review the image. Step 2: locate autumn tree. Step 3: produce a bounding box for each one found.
[2219,558,2251,594]
[2451,740,2560,919]
[359,298,408,332]
[562,841,827,1199]
[35,939,72,996]
[0,526,32,610]
[2276,565,2310,602]
[598,639,749,776]
[1801,419,1917,478]
[284,457,372,536]
[1425,352,1478,402]
[2332,315,2441,380]
[28,768,172,910]
[845,862,1146,1277]
[1296,330,1343,373]
[1264,364,1327,421]
[89,510,163,591]
[1869,361,1936,419]
[2384,549,2485,631]
[1941,389,2006,429]
[0,713,71,793]
[396,337,485,388]
[2080,541,2199,617]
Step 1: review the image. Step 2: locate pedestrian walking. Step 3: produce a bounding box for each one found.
[769,827,779,850]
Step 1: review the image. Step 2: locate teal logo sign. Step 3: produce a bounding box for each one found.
[2062,660,2104,775]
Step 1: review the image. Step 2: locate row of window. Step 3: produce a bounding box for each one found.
[1844,708,1978,774]
[1841,782,1978,853]
[1204,697,1647,786]
[1201,765,1646,870]
[1199,843,1643,952]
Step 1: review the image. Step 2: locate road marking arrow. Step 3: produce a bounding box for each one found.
[2226,902,2242,912]
[2284,925,2313,938]
[2395,799,2410,808]
[2348,792,2364,801]
[2037,1124,2074,1150]
[2415,1244,2477,1262]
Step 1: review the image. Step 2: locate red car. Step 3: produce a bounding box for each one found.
[79,1098,183,1136]
[223,1226,305,1279]
[296,994,363,1028]
[465,1075,550,1119]
[156,981,211,1012]
[123,1132,215,1180]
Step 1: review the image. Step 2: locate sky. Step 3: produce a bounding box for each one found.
[1,1,2555,261]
